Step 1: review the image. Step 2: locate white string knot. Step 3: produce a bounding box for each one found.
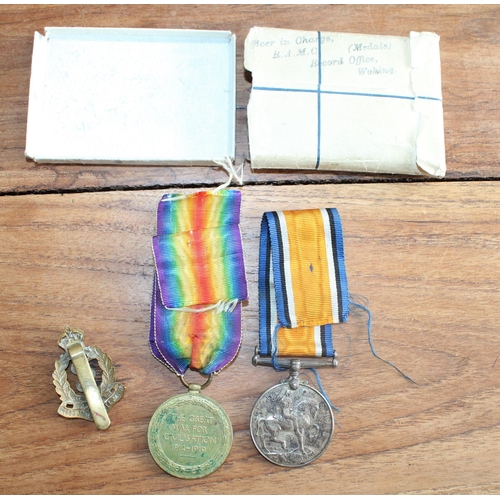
[165,298,240,314]
[212,156,244,192]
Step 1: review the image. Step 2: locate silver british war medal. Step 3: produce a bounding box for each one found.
[251,208,350,467]
[251,355,337,467]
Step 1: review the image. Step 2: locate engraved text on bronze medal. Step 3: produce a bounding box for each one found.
[148,392,232,479]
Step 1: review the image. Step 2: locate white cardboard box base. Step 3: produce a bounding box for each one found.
[26,28,236,165]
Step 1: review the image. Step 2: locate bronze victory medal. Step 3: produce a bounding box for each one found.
[250,381,334,467]
[148,390,233,479]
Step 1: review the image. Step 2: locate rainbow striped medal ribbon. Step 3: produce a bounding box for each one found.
[147,190,247,479]
[250,208,349,468]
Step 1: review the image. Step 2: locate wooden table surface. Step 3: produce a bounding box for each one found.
[1,4,499,495]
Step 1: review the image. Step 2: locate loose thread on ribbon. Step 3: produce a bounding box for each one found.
[163,298,240,314]
[212,156,244,193]
[300,371,342,428]
[271,323,287,372]
[349,297,417,385]
[269,299,416,414]
[309,367,342,414]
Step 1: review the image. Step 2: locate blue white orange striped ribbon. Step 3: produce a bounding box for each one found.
[258,208,349,359]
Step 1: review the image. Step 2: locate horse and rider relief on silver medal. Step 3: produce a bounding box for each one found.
[250,360,334,467]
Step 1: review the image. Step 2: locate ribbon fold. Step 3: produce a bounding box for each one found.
[258,208,349,358]
[150,190,247,376]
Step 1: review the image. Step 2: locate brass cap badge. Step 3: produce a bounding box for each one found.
[53,327,125,430]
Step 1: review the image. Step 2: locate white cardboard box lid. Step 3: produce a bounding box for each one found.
[245,27,446,177]
[26,28,236,165]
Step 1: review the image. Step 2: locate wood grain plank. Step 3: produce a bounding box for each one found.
[0,4,499,194]
[0,182,499,494]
